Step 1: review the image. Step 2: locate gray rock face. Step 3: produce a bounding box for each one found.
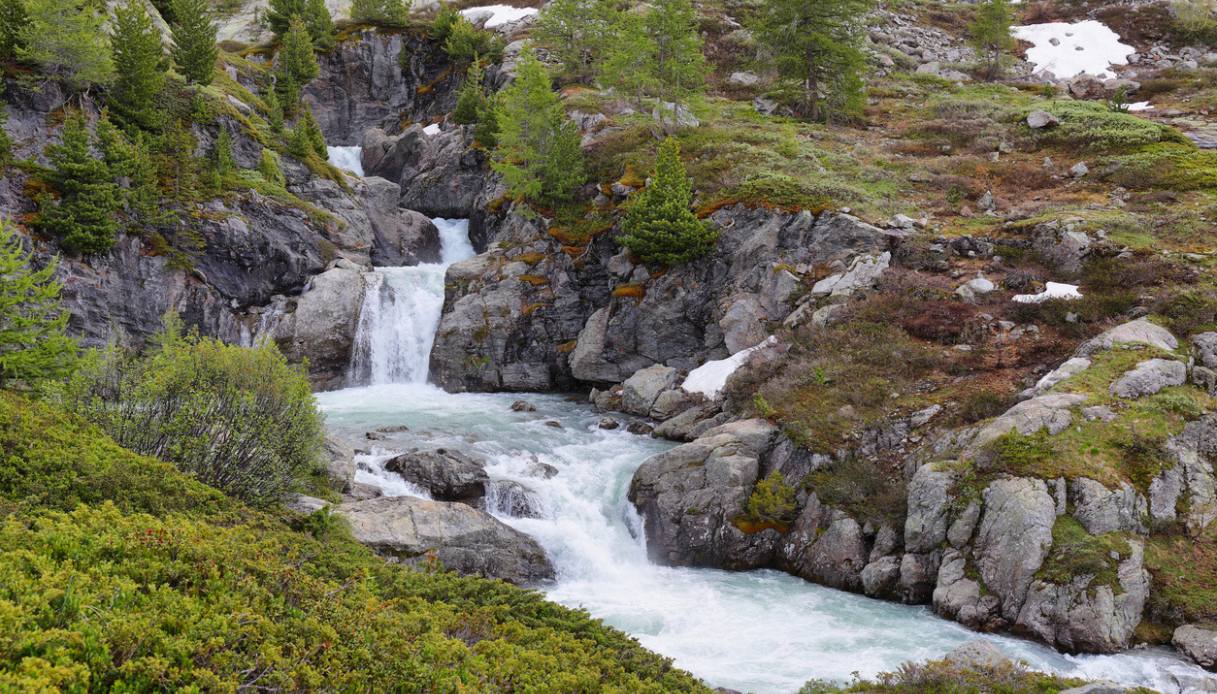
[1109,358,1186,399]
[337,495,554,584]
[361,178,442,266]
[384,448,489,503]
[904,465,956,554]
[780,498,869,591]
[273,264,366,390]
[1152,415,1217,535]
[810,252,891,298]
[1027,110,1060,129]
[485,479,544,518]
[1026,357,1091,397]
[1174,624,1217,670]
[973,477,1057,621]
[1031,222,1091,275]
[971,392,1088,449]
[1069,478,1147,535]
[1194,332,1217,370]
[323,432,357,493]
[1076,318,1179,357]
[628,419,778,568]
[943,639,1011,669]
[621,365,680,416]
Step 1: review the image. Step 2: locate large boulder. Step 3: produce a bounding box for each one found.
[337,495,554,583]
[1069,478,1147,535]
[1174,625,1217,670]
[621,364,680,416]
[384,448,489,503]
[323,432,357,493]
[970,393,1088,449]
[779,496,869,591]
[1109,358,1186,399]
[628,419,779,568]
[1151,415,1217,535]
[1076,318,1178,357]
[273,262,367,390]
[972,477,1057,621]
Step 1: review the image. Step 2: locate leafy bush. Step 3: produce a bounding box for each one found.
[49,315,323,508]
[743,470,797,527]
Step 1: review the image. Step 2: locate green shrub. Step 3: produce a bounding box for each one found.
[350,0,408,26]
[33,112,122,255]
[1034,102,1182,151]
[1104,143,1217,191]
[1171,0,1217,45]
[985,429,1057,475]
[743,470,797,526]
[619,138,717,266]
[442,15,503,64]
[49,315,324,508]
[808,457,907,527]
[0,220,76,386]
[1037,516,1130,587]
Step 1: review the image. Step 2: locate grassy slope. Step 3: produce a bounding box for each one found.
[0,391,708,692]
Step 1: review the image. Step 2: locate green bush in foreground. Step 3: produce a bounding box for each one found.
[0,391,708,691]
[49,315,323,508]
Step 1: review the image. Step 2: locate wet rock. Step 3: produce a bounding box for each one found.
[526,461,559,479]
[944,639,1011,669]
[338,496,554,583]
[323,431,357,493]
[861,555,902,599]
[1109,358,1186,399]
[626,421,654,436]
[973,477,1057,621]
[511,400,537,412]
[782,500,869,592]
[385,448,489,503]
[273,264,366,390]
[486,479,544,518]
[1174,624,1217,670]
[598,417,620,430]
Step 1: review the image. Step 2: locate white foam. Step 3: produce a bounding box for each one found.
[1013,281,1083,304]
[1012,21,1135,79]
[459,4,537,28]
[682,337,776,399]
[326,145,364,176]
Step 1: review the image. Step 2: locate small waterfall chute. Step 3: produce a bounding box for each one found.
[327,146,364,177]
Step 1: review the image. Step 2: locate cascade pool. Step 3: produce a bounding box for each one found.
[316,216,1216,693]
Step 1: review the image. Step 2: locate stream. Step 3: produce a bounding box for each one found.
[314,153,1217,692]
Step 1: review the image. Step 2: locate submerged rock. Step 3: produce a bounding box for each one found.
[338,496,554,583]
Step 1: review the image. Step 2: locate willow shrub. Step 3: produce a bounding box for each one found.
[49,315,323,508]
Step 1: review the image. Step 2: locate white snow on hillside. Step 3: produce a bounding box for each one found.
[1013,20,1135,79]
[460,5,537,28]
[682,337,777,399]
[1013,282,1083,304]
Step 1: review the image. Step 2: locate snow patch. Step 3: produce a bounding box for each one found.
[682,337,777,399]
[327,146,364,177]
[1013,282,1083,304]
[422,123,441,136]
[1128,101,1154,112]
[1012,21,1134,79]
[460,4,537,28]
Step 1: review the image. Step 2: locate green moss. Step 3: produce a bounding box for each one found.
[985,429,1057,476]
[1146,525,1217,625]
[1037,516,1131,589]
[1104,143,1217,191]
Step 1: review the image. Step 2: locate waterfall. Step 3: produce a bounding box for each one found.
[347,218,475,386]
[327,146,364,177]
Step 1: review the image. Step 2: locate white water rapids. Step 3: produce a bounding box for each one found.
[314,180,1215,691]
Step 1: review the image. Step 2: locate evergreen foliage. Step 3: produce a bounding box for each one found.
[452,60,485,125]
[170,0,217,85]
[442,14,501,63]
[643,0,706,124]
[750,0,872,121]
[213,127,235,176]
[491,49,584,204]
[275,16,319,115]
[265,88,285,133]
[0,219,76,385]
[0,87,11,169]
[970,0,1015,80]
[618,138,716,265]
[299,106,326,156]
[303,0,335,48]
[257,147,285,185]
[351,0,409,27]
[18,0,113,90]
[0,0,28,63]
[54,314,324,508]
[599,11,654,107]
[33,113,122,255]
[473,93,500,148]
[127,131,174,227]
[110,0,167,131]
[743,470,798,525]
[533,0,615,83]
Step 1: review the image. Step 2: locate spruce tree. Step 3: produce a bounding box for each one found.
[275,17,319,115]
[128,131,174,227]
[351,0,409,27]
[213,127,235,176]
[750,0,872,122]
[452,60,484,125]
[970,0,1015,80]
[491,49,584,204]
[0,219,76,385]
[19,0,113,90]
[533,0,615,83]
[0,0,28,63]
[265,0,303,37]
[170,0,217,85]
[34,113,122,255]
[297,106,325,157]
[618,138,716,266]
[258,147,285,186]
[473,93,499,148]
[303,0,335,48]
[598,12,656,109]
[111,0,167,131]
[265,89,285,133]
[644,0,705,126]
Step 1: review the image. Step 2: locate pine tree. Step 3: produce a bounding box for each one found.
[303,0,334,48]
[644,0,705,127]
[442,15,499,63]
[473,93,499,148]
[533,0,615,83]
[265,89,285,133]
[170,0,217,86]
[34,113,122,255]
[156,120,199,202]
[297,106,325,156]
[127,131,174,227]
[19,0,113,90]
[970,0,1015,80]
[111,0,167,131]
[275,17,319,115]
[266,0,303,37]
[598,12,655,109]
[0,0,28,63]
[351,0,409,27]
[0,219,76,385]
[258,147,285,186]
[618,138,716,266]
[213,127,235,176]
[452,60,484,125]
[750,0,872,122]
[491,49,584,204]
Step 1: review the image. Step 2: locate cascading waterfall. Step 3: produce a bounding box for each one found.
[347,218,475,385]
[327,145,365,177]
[319,146,1216,694]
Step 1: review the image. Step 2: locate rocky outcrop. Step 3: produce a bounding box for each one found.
[323,432,357,492]
[272,261,366,390]
[384,448,489,503]
[1075,318,1179,357]
[1175,625,1217,671]
[1110,358,1186,399]
[1151,415,1217,535]
[337,495,554,584]
[621,365,680,416]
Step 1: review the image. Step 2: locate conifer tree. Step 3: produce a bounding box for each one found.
[34,114,122,255]
[533,0,615,83]
[750,0,872,122]
[170,0,217,85]
[0,219,76,385]
[473,93,499,148]
[156,120,199,201]
[303,0,335,48]
[351,0,408,27]
[297,106,325,156]
[491,49,584,204]
[970,0,1015,80]
[275,16,319,115]
[258,147,285,186]
[19,0,113,90]
[213,127,235,176]
[0,0,28,63]
[127,131,174,227]
[618,138,716,266]
[452,60,485,125]
[111,0,166,131]
[265,89,285,133]
[598,12,655,109]
[644,0,705,124]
